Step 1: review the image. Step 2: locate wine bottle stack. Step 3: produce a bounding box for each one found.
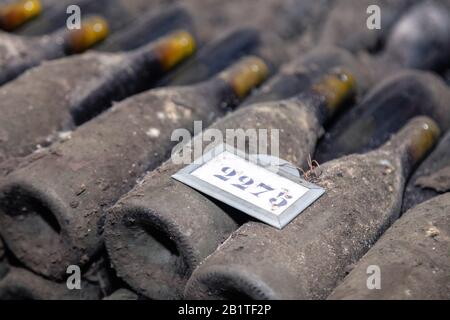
[0,0,450,300]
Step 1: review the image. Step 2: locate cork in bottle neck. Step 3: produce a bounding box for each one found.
[67,16,109,53]
[311,68,357,120]
[218,56,269,100]
[0,0,42,31]
[152,30,196,71]
[381,116,440,173]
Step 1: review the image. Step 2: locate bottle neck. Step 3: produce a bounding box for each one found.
[379,117,440,177]
[293,69,357,125]
[121,30,196,86]
[47,16,109,54]
[150,30,196,71]
[216,56,269,101]
[291,91,329,125]
[125,42,164,73]
[187,56,269,112]
[156,56,268,116]
[0,0,42,31]
[194,77,239,112]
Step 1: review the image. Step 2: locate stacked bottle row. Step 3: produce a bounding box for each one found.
[0,0,449,299]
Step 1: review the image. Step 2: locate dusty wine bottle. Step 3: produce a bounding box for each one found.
[0,236,110,299]
[185,116,440,300]
[315,70,450,162]
[319,0,420,53]
[104,70,357,299]
[0,30,196,172]
[0,56,269,280]
[243,45,370,106]
[0,0,42,31]
[97,6,194,52]
[158,28,285,87]
[402,131,450,212]
[0,266,101,300]
[316,0,450,95]
[16,0,160,36]
[0,15,109,85]
[329,193,450,300]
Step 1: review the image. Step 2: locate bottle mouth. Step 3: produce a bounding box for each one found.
[67,16,110,53]
[186,265,276,300]
[106,206,191,299]
[0,180,70,279]
[0,0,42,31]
[405,117,441,164]
[220,56,269,99]
[311,68,357,118]
[153,30,196,71]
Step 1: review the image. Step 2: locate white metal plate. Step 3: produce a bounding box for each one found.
[172,144,325,229]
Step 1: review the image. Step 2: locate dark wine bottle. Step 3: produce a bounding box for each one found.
[0,15,109,85]
[402,131,450,212]
[0,266,101,300]
[0,30,196,173]
[185,117,440,300]
[0,0,42,31]
[96,6,194,52]
[337,0,450,87]
[0,56,269,280]
[315,71,450,162]
[104,70,357,299]
[158,28,286,87]
[315,1,450,162]
[243,45,370,106]
[329,193,450,300]
[16,0,161,36]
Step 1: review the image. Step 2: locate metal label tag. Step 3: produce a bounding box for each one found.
[172,144,325,229]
